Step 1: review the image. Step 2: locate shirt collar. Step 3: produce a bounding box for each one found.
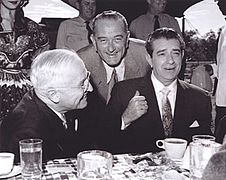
[151,73,177,94]
[103,59,125,83]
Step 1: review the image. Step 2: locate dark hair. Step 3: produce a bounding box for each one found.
[92,10,128,35]
[145,27,185,57]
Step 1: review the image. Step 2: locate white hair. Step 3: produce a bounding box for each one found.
[30,49,85,90]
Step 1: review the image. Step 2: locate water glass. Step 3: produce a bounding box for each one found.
[19,139,42,180]
[190,140,221,179]
[77,150,113,180]
[192,135,216,143]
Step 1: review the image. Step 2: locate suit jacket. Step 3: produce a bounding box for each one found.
[1,90,100,162]
[77,38,151,104]
[106,73,212,154]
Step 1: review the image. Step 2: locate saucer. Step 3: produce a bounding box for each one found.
[0,166,21,179]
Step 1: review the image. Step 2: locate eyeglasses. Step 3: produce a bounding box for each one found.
[51,71,91,92]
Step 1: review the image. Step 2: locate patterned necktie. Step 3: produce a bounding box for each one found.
[60,113,68,129]
[107,68,118,103]
[154,15,160,31]
[161,88,173,137]
[85,21,92,44]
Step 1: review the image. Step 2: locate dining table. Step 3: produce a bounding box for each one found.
[6,151,190,180]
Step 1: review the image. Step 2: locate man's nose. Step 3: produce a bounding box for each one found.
[107,40,116,52]
[87,82,93,92]
[167,53,175,64]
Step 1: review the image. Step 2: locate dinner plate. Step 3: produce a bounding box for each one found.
[0,165,21,179]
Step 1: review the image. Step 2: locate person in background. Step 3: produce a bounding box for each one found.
[190,64,213,93]
[216,115,226,144]
[106,28,212,154]
[1,49,97,162]
[0,0,49,125]
[56,0,96,51]
[215,25,226,132]
[77,10,151,104]
[129,0,182,41]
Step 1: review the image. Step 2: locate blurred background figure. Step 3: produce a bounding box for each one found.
[56,0,96,51]
[129,0,182,40]
[0,0,49,125]
[215,25,226,132]
[190,64,213,93]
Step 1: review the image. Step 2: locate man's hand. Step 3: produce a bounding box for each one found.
[122,90,148,126]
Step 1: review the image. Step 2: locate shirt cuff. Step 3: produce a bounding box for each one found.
[121,117,130,130]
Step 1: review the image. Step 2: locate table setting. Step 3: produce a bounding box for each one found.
[0,135,222,180]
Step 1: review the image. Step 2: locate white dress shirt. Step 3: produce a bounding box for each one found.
[49,107,78,131]
[151,74,177,118]
[216,25,226,106]
[103,59,125,83]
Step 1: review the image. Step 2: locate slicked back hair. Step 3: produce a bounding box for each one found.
[145,27,185,57]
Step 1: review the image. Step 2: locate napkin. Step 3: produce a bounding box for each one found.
[45,164,75,174]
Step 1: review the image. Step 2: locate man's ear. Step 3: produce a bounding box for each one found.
[126,31,130,48]
[90,34,97,50]
[181,50,185,59]
[47,89,60,104]
[145,53,153,68]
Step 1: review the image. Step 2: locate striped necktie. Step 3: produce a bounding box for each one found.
[161,88,173,137]
[107,68,118,103]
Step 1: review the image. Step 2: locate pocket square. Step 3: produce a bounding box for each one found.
[189,120,200,128]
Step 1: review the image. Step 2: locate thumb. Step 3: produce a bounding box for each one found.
[134,90,140,97]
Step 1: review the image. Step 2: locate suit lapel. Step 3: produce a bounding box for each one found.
[173,80,191,134]
[90,57,108,101]
[136,74,165,135]
[124,53,140,79]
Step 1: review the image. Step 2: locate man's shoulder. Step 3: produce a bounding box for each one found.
[178,80,210,98]
[161,13,177,21]
[116,76,147,88]
[130,14,149,25]
[129,38,146,47]
[77,44,96,57]
[12,90,40,116]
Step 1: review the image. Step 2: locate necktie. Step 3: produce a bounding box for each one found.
[154,15,160,31]
[85,21,92,44]
[161,88,173,137]
[60,113,68,129]
[107,68,118,103]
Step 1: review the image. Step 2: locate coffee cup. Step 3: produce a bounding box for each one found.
[156,138,188,160]
[0,152,14,175]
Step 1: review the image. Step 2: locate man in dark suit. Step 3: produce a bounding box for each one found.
[77,10,151,104]
[106,28,212,154]
[1,49,98,162]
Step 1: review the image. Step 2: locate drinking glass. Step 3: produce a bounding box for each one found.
[190,137,221,179]
[77,150,113,180]
[192,135,216,143]
[19,139,42,180]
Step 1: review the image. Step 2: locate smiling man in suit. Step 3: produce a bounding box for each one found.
[77,10,151,104]
[1,49,99,162]
[106,28,213,154]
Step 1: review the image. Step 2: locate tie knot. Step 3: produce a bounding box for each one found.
[161,88,170,96]
[154,15,159,19]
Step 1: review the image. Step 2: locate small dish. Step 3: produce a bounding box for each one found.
[0,165,21,179]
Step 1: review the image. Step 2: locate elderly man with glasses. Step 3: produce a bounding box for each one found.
[1,49,100,162]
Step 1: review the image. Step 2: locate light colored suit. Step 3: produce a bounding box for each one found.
[77,38,151,104]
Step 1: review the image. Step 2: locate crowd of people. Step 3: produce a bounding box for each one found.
[0,0,226,179]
